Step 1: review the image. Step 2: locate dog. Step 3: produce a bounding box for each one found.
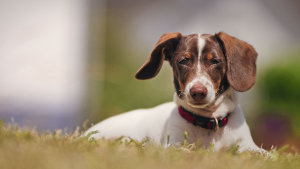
[84,32,265,152]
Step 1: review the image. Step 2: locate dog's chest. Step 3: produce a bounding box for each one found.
[186,125,235,149]
[165,110,236,149]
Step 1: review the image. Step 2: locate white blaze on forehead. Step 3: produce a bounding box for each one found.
[197,34,205,74]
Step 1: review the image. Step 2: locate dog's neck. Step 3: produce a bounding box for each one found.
[174,88,237,118]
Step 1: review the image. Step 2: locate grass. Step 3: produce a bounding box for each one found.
[0,122,299,169]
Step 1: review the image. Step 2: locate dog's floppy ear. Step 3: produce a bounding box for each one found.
[135,32,182,80]
[216,32,257,92]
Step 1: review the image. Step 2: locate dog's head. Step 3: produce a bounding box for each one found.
[135,32,257,108]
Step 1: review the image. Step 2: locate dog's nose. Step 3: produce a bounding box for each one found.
[189,84,207,101]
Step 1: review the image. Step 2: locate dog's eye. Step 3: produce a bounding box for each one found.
[178,58,189,65]
[210,58,221,64]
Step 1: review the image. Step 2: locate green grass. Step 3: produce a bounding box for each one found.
[0,122,299,169]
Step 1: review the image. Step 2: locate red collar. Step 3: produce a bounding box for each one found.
[178,106,231,130]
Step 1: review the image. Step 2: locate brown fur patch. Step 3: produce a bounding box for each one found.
[215,32,257,92]
[135,32,182,80]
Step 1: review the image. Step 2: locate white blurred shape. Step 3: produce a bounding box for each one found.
[0,0,89,130]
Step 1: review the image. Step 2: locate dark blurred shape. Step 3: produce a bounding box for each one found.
[253,113,294,150]
[258,52,300,136]
[256,51,300,149]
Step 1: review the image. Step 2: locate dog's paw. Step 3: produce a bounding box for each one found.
[245,147,270,157]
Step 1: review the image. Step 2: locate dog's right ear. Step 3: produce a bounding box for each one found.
[135,32,182,80]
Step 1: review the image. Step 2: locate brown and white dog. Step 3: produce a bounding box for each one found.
[85,32,265,152]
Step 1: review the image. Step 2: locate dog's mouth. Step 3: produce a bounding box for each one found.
[185,94,215,109]
[184,89,231,111]
[185,94,220,110]
[186,101,210,109]
[185,101,218,114]
[174,93,219,114]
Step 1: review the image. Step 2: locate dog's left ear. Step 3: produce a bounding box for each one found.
[135,32,182,80]
[216,32,257,92]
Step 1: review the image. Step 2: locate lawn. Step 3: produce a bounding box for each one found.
[0,122,299,169]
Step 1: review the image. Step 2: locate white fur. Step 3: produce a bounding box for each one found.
[197,33,205,74]
[84,90,264,153]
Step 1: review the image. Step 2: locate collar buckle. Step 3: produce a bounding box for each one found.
[214,118,219,131]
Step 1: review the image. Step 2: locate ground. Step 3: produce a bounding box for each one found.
[0,122,299,169]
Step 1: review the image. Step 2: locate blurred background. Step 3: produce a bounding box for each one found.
[0,0,299,150]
